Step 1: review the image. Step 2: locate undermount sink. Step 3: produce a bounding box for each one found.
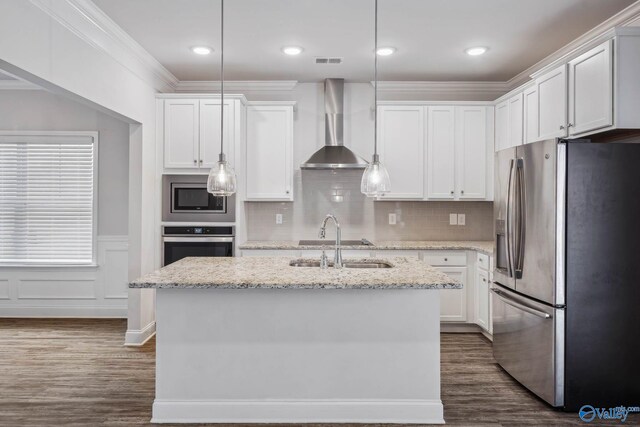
[298,239,373,246]
[289,260,392,269]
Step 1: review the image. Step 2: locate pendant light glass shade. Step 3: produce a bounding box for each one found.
[207,0,237,197]
[360,154,390,197]
[361,0,390,197]
[207,153,237,196]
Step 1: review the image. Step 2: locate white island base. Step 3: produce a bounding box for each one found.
[153,288,443,424]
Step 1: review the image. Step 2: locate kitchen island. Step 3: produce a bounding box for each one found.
[130,256,460,424]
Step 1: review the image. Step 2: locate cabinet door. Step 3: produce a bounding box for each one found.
[456,106,487,199]
[476,269,490,331]
[437,267,467,322]
[508,93,523,147]
[568,40,613,136]
[536,65,568,140]
[523,86,539,144]
[164,99,199,168]
[427,106,455,199]
[200,100,234,169]
[378,106,425,200]
[245,105,294,200]
[495,100,509,152]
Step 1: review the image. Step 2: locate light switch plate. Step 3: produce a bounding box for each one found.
[388,213,397,225]
[276,214,283,225]
[458,214,466,226]
[449,213,458,225]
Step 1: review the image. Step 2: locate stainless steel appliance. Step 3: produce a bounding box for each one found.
[162,226,234,266]
[493,138,640,411]
[162,175,235,222]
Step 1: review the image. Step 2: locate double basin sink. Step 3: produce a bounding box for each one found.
[289,260,392,269]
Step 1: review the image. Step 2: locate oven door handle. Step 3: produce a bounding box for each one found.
[162,237,234,243]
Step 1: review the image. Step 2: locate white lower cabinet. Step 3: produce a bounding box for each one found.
[437,267,468,322]
[475,269,490,331]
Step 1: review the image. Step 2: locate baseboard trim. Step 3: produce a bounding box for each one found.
[124,321,156,346]
[0,306,126,318]
[440,323,482,333]
[151,399,444,424]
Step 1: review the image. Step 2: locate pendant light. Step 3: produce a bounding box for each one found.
[207,0,237,196]
[361,0,391,197]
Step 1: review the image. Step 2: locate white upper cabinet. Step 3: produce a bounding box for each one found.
[568,40,613,136]
[427,106,455,199]
[200,100,234,169]
[523,85,539,144]
[456,106,487,199]
[245,104,294,201]
[378,105,425,200]
[162,97,240,170]
[164,99,199,168]
[508,93,523,147]
[495,100,509,151]
[536,64,568,140]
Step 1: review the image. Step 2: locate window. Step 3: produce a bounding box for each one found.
[0,132,97,265]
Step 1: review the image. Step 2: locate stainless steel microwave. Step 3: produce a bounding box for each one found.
[162,175,236,223]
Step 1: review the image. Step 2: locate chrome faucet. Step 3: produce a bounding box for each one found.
[319,214,342,268]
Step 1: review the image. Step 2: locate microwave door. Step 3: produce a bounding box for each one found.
[494,147,517,290]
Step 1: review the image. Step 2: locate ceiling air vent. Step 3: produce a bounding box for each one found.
[315,57,343,64]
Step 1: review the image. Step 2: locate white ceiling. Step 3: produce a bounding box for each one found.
[92,0,635,82]
[0,70,16,80]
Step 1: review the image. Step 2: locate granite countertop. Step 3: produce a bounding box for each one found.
[129,256,461,290]
[239,240,494,255]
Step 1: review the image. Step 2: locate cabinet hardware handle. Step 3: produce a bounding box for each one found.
[450,190,454,195]
[286,190,290,194]
[193,159,197,164]
[559,125,565,130]
[444,258,448,261]
[568,123,573,128]
[461,190,464,195]
[199,159,203,164]
[483,278,487,282]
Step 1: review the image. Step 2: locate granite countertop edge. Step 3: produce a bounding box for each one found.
[129,282,462,290]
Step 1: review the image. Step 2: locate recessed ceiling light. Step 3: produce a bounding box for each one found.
[282,46,303,56]
[191,46,213,55]
[465,46,488,56]
[376,47,396,56]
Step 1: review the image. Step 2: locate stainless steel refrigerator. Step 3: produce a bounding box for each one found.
[492,138,640,411]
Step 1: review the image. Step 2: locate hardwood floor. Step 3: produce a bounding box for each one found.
[0,319,636,426]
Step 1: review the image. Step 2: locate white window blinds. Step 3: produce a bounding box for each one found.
[0,133,97,265]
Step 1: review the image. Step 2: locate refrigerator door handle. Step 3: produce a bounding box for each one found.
[515,158,526,279]
[506,158,515,278]
[491,288,552,319]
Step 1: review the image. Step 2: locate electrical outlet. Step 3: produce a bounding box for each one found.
[388,213,397,225]
[275,214,283,225]
[458,214,466,226]
[449,213,458,225]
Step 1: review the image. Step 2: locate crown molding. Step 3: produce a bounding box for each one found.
[174,81,299,93]
[505,1,640,89]
[29,0,179,92]
[371,81,510,99]
[0,79,41,90]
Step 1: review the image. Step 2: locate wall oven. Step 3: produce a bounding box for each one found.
[162,175,235,222]
[162,226,234,266]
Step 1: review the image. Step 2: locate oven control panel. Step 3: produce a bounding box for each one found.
[163,226,234,236]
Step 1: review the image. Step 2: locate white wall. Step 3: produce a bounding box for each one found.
[0,89,130,317]
[0,0,158,343]
[0,89,129,235]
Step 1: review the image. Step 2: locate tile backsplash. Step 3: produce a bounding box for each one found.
[245,170,494,242]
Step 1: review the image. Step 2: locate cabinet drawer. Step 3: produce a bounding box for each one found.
[422,251,466,267]
[477,252,490,271]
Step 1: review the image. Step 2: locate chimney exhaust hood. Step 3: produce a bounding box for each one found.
[301,78,369,169]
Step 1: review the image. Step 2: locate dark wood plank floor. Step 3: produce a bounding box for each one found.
[0,319,636,426]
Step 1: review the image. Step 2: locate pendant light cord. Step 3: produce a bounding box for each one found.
[220,0,225,161]
[373,0,378,160]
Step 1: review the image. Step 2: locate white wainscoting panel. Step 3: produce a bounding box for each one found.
[0,236,128,317]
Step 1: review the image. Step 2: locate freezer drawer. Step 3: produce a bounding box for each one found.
[491,284,564,407]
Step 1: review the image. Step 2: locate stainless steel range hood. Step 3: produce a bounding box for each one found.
[301,79,369,169]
